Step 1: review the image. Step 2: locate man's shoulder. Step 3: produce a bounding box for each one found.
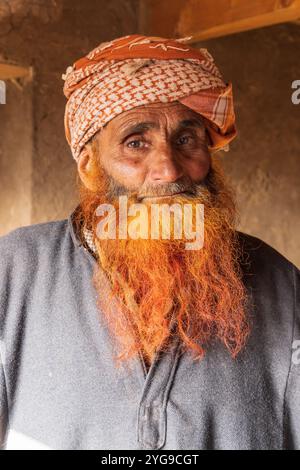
[236,230,299,278]
[0,218,70,260]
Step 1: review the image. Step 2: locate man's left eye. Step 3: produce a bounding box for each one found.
[176,135,193,145]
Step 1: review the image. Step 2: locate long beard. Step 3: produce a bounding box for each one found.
[74,158,251,367]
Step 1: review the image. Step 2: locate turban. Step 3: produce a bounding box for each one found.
[63,34,237,161]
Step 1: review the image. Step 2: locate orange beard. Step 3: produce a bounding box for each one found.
[74,157,251,368]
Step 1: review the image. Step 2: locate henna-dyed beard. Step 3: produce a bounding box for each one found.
[74,153,250,368]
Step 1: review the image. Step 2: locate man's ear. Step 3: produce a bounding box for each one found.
[77,144,99,191]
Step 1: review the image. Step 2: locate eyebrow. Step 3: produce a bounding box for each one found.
[119,117,205,139]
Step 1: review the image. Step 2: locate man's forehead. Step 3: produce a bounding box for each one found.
[106,102,204,132]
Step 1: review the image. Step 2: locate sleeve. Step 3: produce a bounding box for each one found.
[283,264,300,449]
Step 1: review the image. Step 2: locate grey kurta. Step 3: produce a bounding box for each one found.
[0,207,299,450]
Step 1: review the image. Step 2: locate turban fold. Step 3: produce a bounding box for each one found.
[63,35,237,161]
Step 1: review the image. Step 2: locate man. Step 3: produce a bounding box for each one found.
[0,35,299,450]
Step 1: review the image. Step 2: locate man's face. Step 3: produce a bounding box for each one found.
[92,101,211,196]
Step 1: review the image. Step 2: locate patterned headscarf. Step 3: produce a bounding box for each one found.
[63,34,237,161]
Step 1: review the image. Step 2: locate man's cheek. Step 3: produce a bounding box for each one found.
[186,157,211,182]
[109,159,145,189]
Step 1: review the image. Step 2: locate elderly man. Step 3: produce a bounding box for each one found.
[0,35,299,450]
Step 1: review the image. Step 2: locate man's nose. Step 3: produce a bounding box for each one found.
[146,144,184,184]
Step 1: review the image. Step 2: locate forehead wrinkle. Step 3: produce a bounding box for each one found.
[119,116,204,134]
[109,104,205,139]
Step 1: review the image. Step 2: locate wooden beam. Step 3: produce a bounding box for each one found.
[140,0,300,42]
[0,63,31,80]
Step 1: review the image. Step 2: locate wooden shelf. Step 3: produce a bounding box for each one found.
[140,0,300,42]
[0,63,31,80]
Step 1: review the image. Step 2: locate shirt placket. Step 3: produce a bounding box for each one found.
[136,337,182,450]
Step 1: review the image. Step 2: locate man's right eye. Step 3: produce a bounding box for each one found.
[126,139,145,149]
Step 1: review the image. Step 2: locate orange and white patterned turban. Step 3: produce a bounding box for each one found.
[63,34,237,161]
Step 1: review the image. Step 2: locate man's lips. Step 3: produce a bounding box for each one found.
[139,191,194,201]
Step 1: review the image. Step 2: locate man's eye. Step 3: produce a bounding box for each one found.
[126,139,145,149]
[176,135,194,146]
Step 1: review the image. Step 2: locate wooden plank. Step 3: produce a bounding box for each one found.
[140,0,300,42]
[0,63,30,80]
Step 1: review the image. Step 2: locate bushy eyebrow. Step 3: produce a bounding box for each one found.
[119,117,205,140]
[176,118,205,132]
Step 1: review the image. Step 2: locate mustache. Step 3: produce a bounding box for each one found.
[137,178,197,201]
[105,167,215,202]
